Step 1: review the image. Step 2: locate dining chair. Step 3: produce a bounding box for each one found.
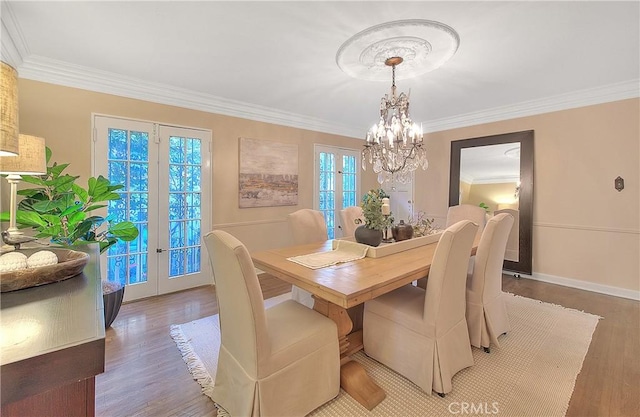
[203,230,340,417]
[287,209,328,308]
[363,220,478,397]
[493,208,519,262]
[446,204,487,240]
[444,204,488,281]
[466,213,514,353]
[339,206,364,237]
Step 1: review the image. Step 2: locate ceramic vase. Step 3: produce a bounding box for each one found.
[392,220,414,242]
[354,225,383,247]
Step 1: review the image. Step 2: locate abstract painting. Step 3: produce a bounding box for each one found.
[238,137,298,208]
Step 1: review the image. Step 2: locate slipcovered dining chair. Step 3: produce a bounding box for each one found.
[363,220,478,397]
[494,208,519,262]
[466,213,514,353]
[446,204,487,240]
[445,204,487,278]
[287,209,328,308]
[339,206,364,237]
[203,230,340,417]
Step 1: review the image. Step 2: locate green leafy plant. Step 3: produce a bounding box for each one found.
[355,188,391,231]
[479,202,490,212]
[0,148,139,253]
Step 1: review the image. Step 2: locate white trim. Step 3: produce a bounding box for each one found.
[10,54,638,138]
[534,222,639,235]
[0,3,27,67]
[422,79,640,133]
[503,270,640,301]
[212,218,288,229]
[17,55,364,139]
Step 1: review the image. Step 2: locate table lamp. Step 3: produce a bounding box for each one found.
[1,61,19,156]
[0,134,47,239]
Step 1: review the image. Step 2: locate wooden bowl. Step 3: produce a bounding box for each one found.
[0,248,90,292]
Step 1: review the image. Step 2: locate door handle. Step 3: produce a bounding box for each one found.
[156,248,165,253]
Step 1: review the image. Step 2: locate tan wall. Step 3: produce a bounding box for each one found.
[414,98,640,293]
[465,182,519,213]
[14,79,378,252]
[12,79,639,294]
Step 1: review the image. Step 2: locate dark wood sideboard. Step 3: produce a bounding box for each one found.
[1,245,105,416]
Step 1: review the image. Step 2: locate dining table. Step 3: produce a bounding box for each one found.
[251,235,478,410]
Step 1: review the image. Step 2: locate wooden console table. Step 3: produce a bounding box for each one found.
[1,245,105,417]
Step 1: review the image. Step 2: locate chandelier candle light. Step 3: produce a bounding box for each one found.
[362,57,428,184]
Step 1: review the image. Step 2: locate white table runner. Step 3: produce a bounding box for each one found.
[287,240,369,269]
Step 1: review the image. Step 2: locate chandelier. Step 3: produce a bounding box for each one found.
[362,57,428,184]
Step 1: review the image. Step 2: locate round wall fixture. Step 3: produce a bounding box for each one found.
[336,19,460,81]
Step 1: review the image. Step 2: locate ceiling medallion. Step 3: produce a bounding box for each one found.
[336,19,460,81]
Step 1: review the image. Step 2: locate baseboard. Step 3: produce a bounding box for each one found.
[504,270,640,301]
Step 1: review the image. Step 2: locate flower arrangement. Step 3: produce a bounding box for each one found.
[408,210,437,237]
[357,188,392,231]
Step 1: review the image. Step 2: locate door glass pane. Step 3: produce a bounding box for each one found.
[106,129,149,287]
[318,152,336,239]
[342,155,357,208]
[168,135,203,278]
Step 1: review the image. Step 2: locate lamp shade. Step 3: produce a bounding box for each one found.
[0,134,47,175]
[1,61,19,156]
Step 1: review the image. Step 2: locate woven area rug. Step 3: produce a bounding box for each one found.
[170,293,600,417]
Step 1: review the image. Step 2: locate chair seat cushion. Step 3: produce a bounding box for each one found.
[264,299,338,374]
[365,284,427,335]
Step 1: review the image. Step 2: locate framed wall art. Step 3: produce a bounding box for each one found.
[238,137,298,208]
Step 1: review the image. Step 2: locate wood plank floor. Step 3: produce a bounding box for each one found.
[95,275,639,417]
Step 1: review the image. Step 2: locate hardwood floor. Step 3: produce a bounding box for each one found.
[96,275,639,417]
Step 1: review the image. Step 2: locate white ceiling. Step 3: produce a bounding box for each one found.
[2,1,639,141]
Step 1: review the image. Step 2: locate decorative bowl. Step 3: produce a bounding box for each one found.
[0,248,90,292]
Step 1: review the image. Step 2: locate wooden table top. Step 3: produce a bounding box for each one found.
[252,238,464,309]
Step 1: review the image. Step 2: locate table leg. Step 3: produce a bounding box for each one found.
[313,298,386,411]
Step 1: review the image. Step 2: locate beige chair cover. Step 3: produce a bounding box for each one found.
[446,204,488,275]
[363,220,478,395]
[287,209,328,308]
[446,204,487,240]
[466,213,514,350]
[339,206,364,237]
[204,230,340,417]
[494,208,519,262]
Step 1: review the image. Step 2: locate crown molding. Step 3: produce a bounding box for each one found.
[13,57,639,141]
[471,175,520,185]
[422,79,640,133]
[0,3,27,67]
[17,55,364,139]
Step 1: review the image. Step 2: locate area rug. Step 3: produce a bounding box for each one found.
[170,293,600,417]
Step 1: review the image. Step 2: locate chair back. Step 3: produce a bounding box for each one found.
[494,208,519,262]
[470,213,514,300]
[446,204,487,239]
[339,206,364,237]
[424,220,478,335]
[288,209,328,244]
[203,230,268,377]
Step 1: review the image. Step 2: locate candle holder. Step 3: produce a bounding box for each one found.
[382,214,393,243]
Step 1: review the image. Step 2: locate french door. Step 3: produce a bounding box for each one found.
[314,145,360,238]
[93,115,212,301]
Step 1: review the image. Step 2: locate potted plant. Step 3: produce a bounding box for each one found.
[354,188,391,247]
[0,147,139,328]
[1,148,139,252]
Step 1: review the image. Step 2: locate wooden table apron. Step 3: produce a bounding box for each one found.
[252,239,477,410]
